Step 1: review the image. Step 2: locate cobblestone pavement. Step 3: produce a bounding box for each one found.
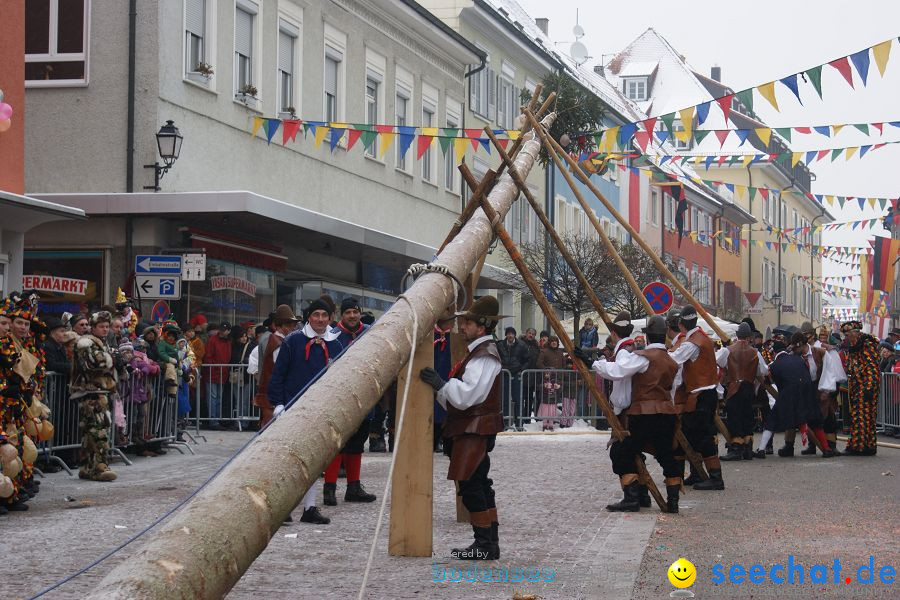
[9,431,900,600]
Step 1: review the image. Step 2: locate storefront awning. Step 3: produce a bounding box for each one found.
[0,189,86,231]
[29,190,515,289]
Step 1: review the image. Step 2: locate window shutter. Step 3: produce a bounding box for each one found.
[186,0,205,36]
[324,57,338,96]
[235,8,253,57]
[278,31,293,74]
[487,69,496,121]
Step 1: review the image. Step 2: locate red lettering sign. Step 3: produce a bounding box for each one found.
[23,275,88,296]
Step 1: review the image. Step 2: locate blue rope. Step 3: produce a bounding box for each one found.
[28,341,353,599]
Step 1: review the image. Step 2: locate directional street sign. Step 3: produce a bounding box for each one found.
[182,253,206,281]
[135,255,182,274]
[642,281,674,315]
[134,275,182,300]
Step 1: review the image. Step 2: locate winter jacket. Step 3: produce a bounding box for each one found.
[189,336,205,366]
[579,327,599,349]
[537,347,566,370]
[119,350,159,405]
[496,338,529,377]
[267,330,342,407]
[70,335,116,399]
[203,334,233,384]
[43,338,71,375]
[519,336,540,370]
[157,339,179,365]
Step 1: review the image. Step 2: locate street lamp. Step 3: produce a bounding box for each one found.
[144,120,184,191]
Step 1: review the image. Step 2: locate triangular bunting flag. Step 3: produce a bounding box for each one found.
[829,57,855,88]
[282,119,301,145]
[346,128,363,151]
[416,134,433,160]
[439,128,458,155]
[859,144,872,158]
[660,113,676,134]
[251,116,265,138]
[806,65,824,99]
[329,124,347,152]
[832,124,845,135]
[696,102,710,126]
[873,39,892,76]
[397,126,416,159]
[830,148,843,162]
[775,127,791,143]
[779,74,802,104]
[849,48,871,85]
[678,107,695,136]
[264,118,281,145]
[642,117,657,134]
[655,130,670,144]
[360,129,378,152]
[756,81,779,111]
[634,131,651,152]
[845,146,858,160]
[735,89,753,113]
[453,137,467,164]
[853,123,870,135]
[377,125,396,158]
[814,126,831,137]
[693,129,711,144]
[314,125,330,149]
[755,128,772,147]
[735,129,752,145]
[714,130,730,147]
[618,123,638,148]
[716,95,733,123]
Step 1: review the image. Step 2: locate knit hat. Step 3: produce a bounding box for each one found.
[118,340,134,353]
[44,316,65,332]
[304,298,332,321]
[340,297,361,315]
[189,314,208,330]
[736,322,752,339]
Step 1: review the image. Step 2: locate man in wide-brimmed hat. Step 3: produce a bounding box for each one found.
[717,322,768,461]
[254,305,299,428]
[420,296,506,560]
[668,305,725,491]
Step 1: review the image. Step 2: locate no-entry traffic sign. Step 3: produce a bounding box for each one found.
[642,281,674,315]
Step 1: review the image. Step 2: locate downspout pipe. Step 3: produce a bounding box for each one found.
[126,0,136,193]
[460,53,487,211]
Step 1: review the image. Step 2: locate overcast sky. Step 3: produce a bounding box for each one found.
[516,0,900,299]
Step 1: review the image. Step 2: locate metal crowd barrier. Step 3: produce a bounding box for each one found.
[516,369,603,430]
[37,372,76,475]
[192,364,260,431]
[878,372,900,435]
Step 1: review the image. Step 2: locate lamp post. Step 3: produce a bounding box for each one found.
[144,120,183,191]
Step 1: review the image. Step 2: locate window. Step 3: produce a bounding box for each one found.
[25,0,90,85]
[185,0,206,75]
[650,189,659,227]
[624,78,647,101]
[395,68,412,172]
[470,53,495,120]
[277,20,299,113]
[672,119,691,150]
[234,0,258,95]
[691,206,699,234]
[701,267,710,304]
[445,101,462,193]
[421,89,437,183]
[496,62,517,129]
[364,49,386,159]
[323,25,346,121]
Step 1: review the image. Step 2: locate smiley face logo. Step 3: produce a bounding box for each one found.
[668,558,696,588]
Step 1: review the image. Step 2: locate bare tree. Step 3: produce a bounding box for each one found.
[504,233,680,335]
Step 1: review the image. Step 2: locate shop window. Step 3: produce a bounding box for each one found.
[23,249,105,315]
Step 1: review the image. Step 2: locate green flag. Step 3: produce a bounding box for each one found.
[693,129,712,144]
[660,112,676,134]
[735,89,754,113]
[806,66,823,99]
[853,123,869,135]
[439,128,459,155]
[774,127,792,143]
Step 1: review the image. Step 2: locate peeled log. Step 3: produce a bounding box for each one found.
[85,114,555,600]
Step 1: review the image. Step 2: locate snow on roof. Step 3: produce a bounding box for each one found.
[617,61,658,77]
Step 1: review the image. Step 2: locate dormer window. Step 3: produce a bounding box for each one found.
[624,77,648,101]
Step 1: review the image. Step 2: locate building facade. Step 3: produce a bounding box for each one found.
[22,0,517,324]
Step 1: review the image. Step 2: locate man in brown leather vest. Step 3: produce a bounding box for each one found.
[253,304,299,428]
[669,305,725,490]
[420,296,505,561]
[718,322,768,461]
[592,316,683,513]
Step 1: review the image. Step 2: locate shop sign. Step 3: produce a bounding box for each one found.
[23,275,88,296]
[780,304,795,313]
[210,275,257,297]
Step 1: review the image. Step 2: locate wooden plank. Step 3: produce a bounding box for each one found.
[389,334,435,557]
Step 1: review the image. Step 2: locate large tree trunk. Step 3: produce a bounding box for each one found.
[84,115,554,600]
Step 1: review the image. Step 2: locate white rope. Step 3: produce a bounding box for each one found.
[357,294,419,600]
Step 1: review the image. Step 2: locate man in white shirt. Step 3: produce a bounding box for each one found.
[420,296,505,561]
[717,322,769,461]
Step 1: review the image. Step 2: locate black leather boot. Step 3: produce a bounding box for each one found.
[606,481,641,512]
[720,444,743,461]
[490,522,500,559]
[801,443,817,455]
[684,466,702,486]
[637,484,652,507]
[777,442,795,457]
[666,484,680,514]
[323,482,337,506]
[299,506,330,524]
[742,443,754,460]
[693,468,724,491]
[451,526,498,560]
[345,481,376,502]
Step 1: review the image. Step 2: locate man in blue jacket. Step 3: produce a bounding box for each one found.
[268,298,342,525]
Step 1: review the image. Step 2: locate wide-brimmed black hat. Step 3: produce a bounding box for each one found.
[642,315,666,336]
[454,296,507,326]
[273,304,300,325]
[609,311,634,338]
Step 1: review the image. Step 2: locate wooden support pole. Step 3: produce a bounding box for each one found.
[523,111,655,318]
[436,88,554,254]
[525,108,730,343]
[389,333,435,556]
[475,185,668,513]
[482,126,708,483]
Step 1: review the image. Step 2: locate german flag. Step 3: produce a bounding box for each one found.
[871,235,900,291]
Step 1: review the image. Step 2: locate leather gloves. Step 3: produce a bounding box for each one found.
[572,347,594,367]
[419,367,446,391]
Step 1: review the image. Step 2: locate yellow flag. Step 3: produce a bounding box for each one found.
[379,132,396,158]
[825,195,835,206]
[832,124,844,136]
[757,81,779,111]
[742,155,754,167]
[791,152,803,167]
[868,197,877,209]
[453,137,468,164]
[251,116,265,138]
[678,107,695,137]
[845,146,858,160]
[508,130,521,141]
[789,243,797,252]
[421,127,439,137]
[314,125,330,149]
[603,127,620,152]
[755,128,772,147]
[735,184,746,198]
[873,40,892,76]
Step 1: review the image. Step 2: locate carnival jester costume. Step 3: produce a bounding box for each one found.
[841,321,881,456]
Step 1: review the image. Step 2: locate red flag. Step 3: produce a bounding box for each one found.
[794,127,811,134]
[634,131,651,152]
[716,94,733,122]
[873,122,883,135]
[346,128,363,151]
[816,149,830,161]
[497,138,510,151]
[416,135,433,160]
[714,130,730,147]
[282,119,301,145]
[642,117,657,133]
[829,57,855,88]
[871,236,900,291]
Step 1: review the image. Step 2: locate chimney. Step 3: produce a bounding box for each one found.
[593,64,605,77]
[710,65,721,82]
[535,17,549,35]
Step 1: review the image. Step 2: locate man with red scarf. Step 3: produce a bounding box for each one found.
[323,298,377,506]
